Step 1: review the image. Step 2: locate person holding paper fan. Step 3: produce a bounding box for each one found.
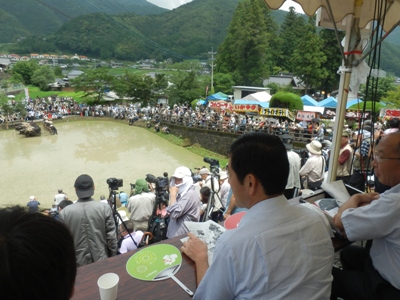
[331,132,400,299]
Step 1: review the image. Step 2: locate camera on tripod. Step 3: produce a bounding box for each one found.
[145,173,169,204]
[203,157,220,173]
[106,178,123,190]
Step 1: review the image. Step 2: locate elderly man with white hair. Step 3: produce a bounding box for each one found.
[167,166,200,238]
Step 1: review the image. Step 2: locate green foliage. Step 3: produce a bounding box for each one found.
[382,84,400,108]
[266,82,296,94]
[10,60,39,85]
[216,0,275,86]
[278,7,306,72]
[348,101,386,111]
[213,73,234,95]
[290,18,328,94]
[190,99,199,110]
[269,92,303,110]
[71,68,116,102]
[319,29,343,94]
[360,76,397,102]
[31,65,55,91]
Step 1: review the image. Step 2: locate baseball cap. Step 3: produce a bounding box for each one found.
[74,174,94,198]
[172,166,191,179]
[342,131,350,137]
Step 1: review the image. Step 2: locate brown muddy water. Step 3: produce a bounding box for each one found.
[0,120,205,209]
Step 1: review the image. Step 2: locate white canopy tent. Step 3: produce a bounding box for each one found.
[242,91,272,102]
[263,0,400,182]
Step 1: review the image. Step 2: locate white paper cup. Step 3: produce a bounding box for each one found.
[97,273,119,300]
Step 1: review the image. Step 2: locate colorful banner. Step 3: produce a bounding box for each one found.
[296,111,317,121]
[209,101,233,110]
[379,109,400,119]
[258,108,295,121]
[232,103,259,113]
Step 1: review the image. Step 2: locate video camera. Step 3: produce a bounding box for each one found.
[203,157,220,173]
[106,178,123,190]
[145,173,169,205]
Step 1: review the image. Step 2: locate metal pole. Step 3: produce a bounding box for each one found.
[327,15,353,182]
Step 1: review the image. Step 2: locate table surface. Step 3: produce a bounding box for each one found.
[72,198,351,299]
[71,236,196,300]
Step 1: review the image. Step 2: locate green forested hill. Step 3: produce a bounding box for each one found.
[49,0,292,60]
[0,0,166,41]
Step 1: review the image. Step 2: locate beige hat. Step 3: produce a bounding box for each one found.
[219,171,228,180]
[199,168,210,175]
[306,140,322,155]
[172,166,191,179]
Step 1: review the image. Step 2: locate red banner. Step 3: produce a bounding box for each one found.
[379,109,400,119]
[296,111,317,121]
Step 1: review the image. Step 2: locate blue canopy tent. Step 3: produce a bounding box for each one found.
[346,98,363,109]
[301,95,319,107]
[319,96,337,108]
[197,99,207,105]
[206,92,228,101]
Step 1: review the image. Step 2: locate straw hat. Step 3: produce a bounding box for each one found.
[306,140,322,155]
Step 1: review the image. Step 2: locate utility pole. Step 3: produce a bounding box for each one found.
[208,48,216,93]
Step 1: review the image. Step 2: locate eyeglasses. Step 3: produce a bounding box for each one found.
[373,153,400,163]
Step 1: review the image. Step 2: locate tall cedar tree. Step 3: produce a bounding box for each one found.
[290,18,329,94]
[216,0,274,86]
[319,29,344,95]
[278,7,306,72]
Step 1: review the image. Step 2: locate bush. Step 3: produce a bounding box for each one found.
[269,92,303,110]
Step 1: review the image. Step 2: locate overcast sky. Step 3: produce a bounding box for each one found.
[147,0,304,12]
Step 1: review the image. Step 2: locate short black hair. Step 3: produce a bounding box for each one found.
[59,199,73,210]
[389,118,400,129]
[229,133,289,195]
[0,206,76,300]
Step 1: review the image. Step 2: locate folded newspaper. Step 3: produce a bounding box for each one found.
[181,220,226,266]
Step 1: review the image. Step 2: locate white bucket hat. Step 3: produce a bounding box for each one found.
[306,140,322,155]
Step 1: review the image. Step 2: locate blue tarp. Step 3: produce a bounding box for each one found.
[198,100,207,105]
[301,95,319,106]
[319,96,337,108]
[234,100,269,108]
[346,99,363,109]
[206,92,228,101]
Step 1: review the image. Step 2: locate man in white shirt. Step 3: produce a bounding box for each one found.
[282,134,301,199]
[218,171,230,208]
[182,133,334,299]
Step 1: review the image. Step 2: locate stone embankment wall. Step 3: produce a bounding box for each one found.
[165,124,237,156]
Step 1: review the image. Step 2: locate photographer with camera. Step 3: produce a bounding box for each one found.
[59,174,118,267]
[167,166,200,238]
[127,178,155,232]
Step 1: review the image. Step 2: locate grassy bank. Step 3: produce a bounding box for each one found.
[146,127,229,168]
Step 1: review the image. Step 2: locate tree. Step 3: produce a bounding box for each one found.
[319,29,344,94]
[360,76,397,103]
[290,19,329,94]
[165,61,205,105]
[278,7,307,72]
[213,73,234,95]
[216,0,275,86]
[31,65,55,91]
[10,60,39,85]
[71,68,116,103]
[382,84,400,108]
[269,92,303,110]
[114,72,155,105]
